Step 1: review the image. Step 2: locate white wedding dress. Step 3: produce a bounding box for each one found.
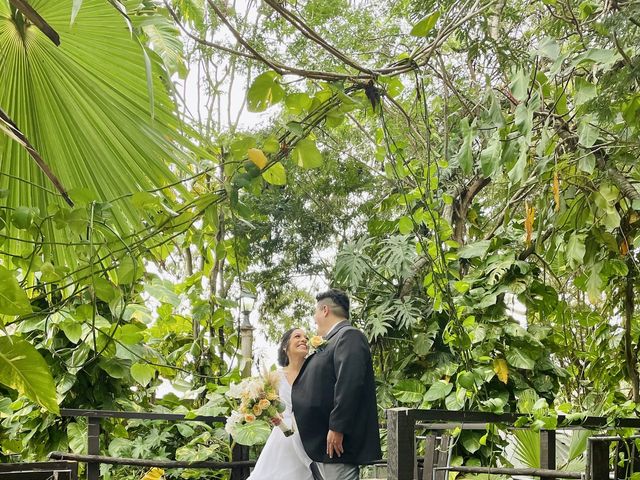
[247,370,314,479]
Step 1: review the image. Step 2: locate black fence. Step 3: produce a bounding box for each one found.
[51,408,255,480]
[0,461,78,480]
[387,408,640,480]
[5,407,640,479]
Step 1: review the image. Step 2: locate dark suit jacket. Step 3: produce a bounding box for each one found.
[292,321,382,464]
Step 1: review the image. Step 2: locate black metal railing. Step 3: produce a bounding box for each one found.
[386,408,640,480]
[10,407,638,480]
[51,408,254,480]
[0,461,78,480]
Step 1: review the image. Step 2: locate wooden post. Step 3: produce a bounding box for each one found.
[422,435,437,480]
[434,435,451,480]
[87,417,100,480]
[387,408,416,480]
[540,430,556,476]
[589,438,610,480]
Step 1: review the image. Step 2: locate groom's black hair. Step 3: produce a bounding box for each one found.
[316,288,350,319]
[278,327,298,367]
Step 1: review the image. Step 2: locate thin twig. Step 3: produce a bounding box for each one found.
[263,0,373,75]
[163,0,254,59]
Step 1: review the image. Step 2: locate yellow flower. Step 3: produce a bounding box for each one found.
[244,413,256,423]
[253,404,263,416]
[266,391,278,401]
[309,335,325,348]
[141,467,164,480]
[258,399,271,409]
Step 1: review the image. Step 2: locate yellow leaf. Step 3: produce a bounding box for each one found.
[493,358,509,384]
[524,202,535,246]
[248,148,268,170]
[141,467,164,480]
[620,238,629,256]
[553,170,560,212]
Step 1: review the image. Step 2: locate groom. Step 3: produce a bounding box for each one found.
[292,289,381,480]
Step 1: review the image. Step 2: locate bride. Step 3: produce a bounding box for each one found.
[247,327,314,480]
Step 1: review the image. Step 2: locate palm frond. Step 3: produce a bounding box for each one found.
[138,14,185,77]
[0,107,72,205]
[8,0,59,45]
[0,0,193,263]
[513,429,540,468]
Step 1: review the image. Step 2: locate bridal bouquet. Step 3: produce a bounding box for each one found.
[225,370,294,446]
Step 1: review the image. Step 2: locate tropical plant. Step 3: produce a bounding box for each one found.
[0,0,195,262]
[2,0,640,474]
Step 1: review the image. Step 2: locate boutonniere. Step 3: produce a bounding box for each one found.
[308,335,328,354]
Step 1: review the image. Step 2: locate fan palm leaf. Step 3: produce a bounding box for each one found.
[513,429,540,468]
[0,0,191,264]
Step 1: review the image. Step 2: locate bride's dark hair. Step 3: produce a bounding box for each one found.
[277,327,299,367]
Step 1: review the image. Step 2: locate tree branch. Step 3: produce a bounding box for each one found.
[596,153,640,202]
[207,0,368,81]
[552,116,640,203]
[452,175,492,244]
[263,0,374,76]
[9,0,59,46]
[0,108,73,206]
[163,0,254,60]
[518,228,554,261]
[624,256,639,402]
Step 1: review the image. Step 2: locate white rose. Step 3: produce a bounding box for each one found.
[225,410,243,435]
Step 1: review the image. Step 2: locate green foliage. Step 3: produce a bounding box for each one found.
[2,0,640,473]
[0,0,193,263]
[247,71,285,112]
[291,138,323,169]
[262,162,287,185]
[0,336,58,414]
[0,267,31,315]
[232,420,272,447]
[410,11,440,37]
[336,237,373,288]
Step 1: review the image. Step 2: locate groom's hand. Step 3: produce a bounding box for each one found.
[326,430,344,459]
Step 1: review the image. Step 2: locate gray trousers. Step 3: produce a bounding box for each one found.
[310,462,359,480]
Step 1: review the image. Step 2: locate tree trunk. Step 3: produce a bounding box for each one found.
[451,175,491,245]
[185,246,198,340]
[624,257,639,402]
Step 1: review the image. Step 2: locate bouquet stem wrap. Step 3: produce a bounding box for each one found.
[277,419,294,437]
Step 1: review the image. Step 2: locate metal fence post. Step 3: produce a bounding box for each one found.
[231,443,250,480]
[387,408,415,480]
[589,438,610,480]
[540,429,556,476]
[87,417,100,480]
